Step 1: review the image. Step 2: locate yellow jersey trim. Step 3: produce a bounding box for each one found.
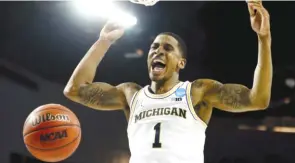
[128,89,142,126]
[186,82,208,127]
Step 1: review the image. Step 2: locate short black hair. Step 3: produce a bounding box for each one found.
[158,32,187,59]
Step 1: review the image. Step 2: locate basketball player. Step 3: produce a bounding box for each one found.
[64,1,271,163]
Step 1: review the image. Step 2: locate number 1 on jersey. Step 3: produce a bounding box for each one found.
[153,123,162,148]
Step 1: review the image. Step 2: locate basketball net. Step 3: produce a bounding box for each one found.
[129,0,159,6]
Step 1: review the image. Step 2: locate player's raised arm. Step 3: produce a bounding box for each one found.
[64,21,141,111]
[191,1,272,112]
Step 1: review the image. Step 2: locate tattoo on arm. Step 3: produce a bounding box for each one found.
[75,82,140,110]
[78,85,104,105]
[195,79,253,110]
[77,84,121,107]
[212,81,251,109]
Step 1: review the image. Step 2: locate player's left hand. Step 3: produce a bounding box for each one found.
[247,0,270,37]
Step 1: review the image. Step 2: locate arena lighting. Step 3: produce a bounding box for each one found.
[238,124,295,133]
[285,78,295,89]
[238,124,267,131]
[72,0,137,28]
[272,126,295,133]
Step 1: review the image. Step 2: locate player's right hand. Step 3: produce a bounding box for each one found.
[247,0,270,37]
[99,21,125,44]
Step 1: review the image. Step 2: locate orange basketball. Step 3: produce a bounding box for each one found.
[23,103,81,162]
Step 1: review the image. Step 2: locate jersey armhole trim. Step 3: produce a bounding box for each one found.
[129,90,140,113]
[128,89,141,126]
[186,82,208,128]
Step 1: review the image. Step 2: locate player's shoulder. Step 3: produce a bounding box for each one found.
[117,82,142,108]
[117,82,142,94]
[190,78,220,91]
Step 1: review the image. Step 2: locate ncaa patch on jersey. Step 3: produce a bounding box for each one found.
[175,88,186,97]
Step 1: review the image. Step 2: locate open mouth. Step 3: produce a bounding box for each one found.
[151,60,166,73]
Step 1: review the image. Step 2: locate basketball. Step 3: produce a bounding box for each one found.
[23,103,81,162]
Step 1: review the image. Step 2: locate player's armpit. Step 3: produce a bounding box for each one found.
[64,82,140,111]
[192,79,269,112]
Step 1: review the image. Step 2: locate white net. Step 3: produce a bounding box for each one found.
[129,0,159,6]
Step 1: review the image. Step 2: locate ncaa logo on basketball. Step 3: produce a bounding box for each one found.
[31,113,70,127]
[40,130,68,142]
[175,88,186,97]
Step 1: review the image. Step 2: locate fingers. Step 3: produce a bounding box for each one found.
[247,1,269,19]
[247,0,270,35]
[246,0,262,5]
[260,7,270,32]
[104,20,125,32]
[248,4,270,30]
[247,0,262,16]
[249,4,261,17]
[260,6,270,19]
[105,20,120,28]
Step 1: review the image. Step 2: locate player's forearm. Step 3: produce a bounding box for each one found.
[250,35,272,107]
[65,39,111,91]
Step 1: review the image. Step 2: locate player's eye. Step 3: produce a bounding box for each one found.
[164,44,173,51]
[151,43,159,49]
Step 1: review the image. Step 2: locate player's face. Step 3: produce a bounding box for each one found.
[147,35,186,82]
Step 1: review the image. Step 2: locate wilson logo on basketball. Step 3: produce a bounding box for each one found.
[31,113,70,126]
[40,130,68,142]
